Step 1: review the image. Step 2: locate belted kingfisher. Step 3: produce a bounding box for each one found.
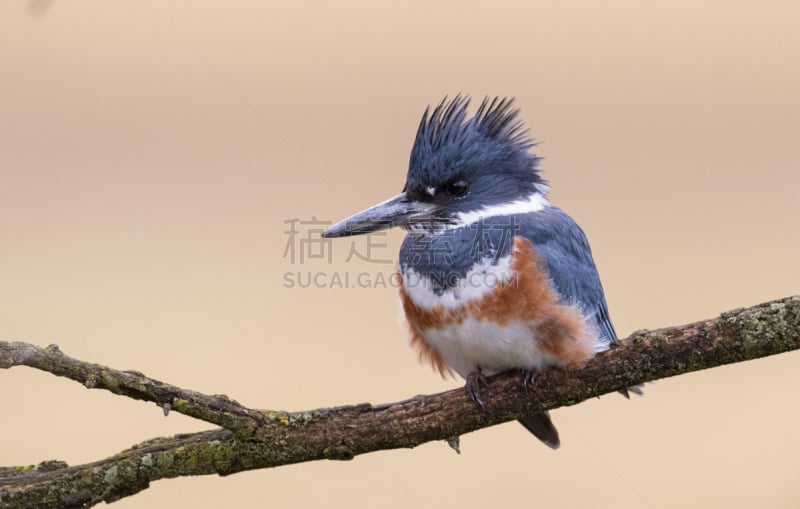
[323,96,622,449]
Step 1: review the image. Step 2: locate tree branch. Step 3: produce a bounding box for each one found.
[0,342,266,439]
[1,295,799,508]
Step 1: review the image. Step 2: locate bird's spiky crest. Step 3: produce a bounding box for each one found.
[407,95,545,205]
[415,95,535,155]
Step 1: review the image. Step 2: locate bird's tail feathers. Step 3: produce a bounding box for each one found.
[518,412,560,449]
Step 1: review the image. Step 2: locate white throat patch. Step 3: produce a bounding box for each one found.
[448,192,550,230]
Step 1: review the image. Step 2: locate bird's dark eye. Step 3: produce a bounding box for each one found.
[447,180,469,198]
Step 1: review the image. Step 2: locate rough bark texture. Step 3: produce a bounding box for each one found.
[1,295,799,508]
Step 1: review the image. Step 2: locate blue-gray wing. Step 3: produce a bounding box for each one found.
[516,207,617,344]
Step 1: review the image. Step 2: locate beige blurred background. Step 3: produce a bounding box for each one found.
[2,1,799,507]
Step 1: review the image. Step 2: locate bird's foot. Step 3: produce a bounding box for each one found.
[521,369,539,392]
[465,368,490,408]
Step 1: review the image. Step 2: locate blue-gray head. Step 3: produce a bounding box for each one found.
[323,96,547,238]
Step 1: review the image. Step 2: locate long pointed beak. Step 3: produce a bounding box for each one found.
[322,193,436,238]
